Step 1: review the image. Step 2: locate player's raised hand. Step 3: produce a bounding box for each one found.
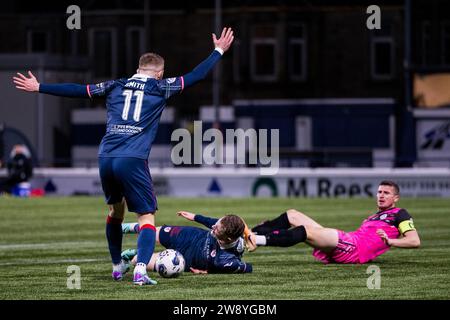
[177,211,196,221]
[212,27,234,53]
[13,71,40,92]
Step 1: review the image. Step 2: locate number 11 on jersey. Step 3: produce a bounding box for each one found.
[122,90,144,121]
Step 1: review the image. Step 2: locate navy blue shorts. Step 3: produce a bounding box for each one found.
[98,157,158,214]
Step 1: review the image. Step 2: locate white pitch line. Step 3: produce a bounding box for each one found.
[0,241,103,251]
[0,258,108,267]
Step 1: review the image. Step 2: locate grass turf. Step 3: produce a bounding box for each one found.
[0,196,449,300]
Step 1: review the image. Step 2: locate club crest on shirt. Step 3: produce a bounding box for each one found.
[164,227,172,233]
[379,214,387,220]
[166,77,176,84]
[211,250,216,258]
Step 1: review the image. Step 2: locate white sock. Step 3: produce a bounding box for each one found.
[255,235,267,246]
[112,260,125,272]
[134,262,147,274]
[130,223,139,233]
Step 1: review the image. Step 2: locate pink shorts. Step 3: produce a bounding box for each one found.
[312,230,360,264]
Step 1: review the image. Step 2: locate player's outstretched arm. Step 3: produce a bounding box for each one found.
[177,211,219,229]
[178,211,219,229]
[182,27,234,88]
[177,211,196,221]
[13,71,91,98]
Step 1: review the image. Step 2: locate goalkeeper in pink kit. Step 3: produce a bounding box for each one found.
[251,181,420,264]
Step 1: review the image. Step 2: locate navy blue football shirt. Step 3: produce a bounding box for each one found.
[88,76,183,159]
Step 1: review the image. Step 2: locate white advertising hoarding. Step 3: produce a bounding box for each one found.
[4,168,449,198]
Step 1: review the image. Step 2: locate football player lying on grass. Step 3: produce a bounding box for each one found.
[121,211,256,275]
[250,180,421,264]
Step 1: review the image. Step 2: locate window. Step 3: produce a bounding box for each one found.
[89,28,117,79]
[288,39,306,81]
[126,27,145,76]
[370,19,395,80]
[27,31,50,53]
[422,21,432,66]
[441,21,450,66]
[232,39,241,83]
[288,23,307,81]
[69,31,79,56]
[250,25,278,82]
[371,36,395,80]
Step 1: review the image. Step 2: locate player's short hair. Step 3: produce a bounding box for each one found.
[379,180,400,195]
[139,53,164,70]
[217,215,245,243]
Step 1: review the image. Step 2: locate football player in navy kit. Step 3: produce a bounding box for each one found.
[13,27,235,285]
[121,211,253,274]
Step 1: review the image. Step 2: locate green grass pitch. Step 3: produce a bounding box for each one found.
[0,196,449,300]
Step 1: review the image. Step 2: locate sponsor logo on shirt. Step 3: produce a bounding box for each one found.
[109,124,143,135]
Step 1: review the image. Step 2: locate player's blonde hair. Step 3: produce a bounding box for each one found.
[139,53,164,71]
[216,215,245,243]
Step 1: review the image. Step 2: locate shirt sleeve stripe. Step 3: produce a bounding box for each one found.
[86,85,92,98]
[181,76,184,91]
